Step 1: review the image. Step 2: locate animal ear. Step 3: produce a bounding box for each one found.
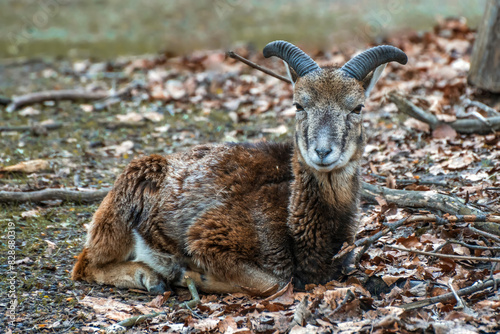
[283,61,298,86]
[362,64,387,97]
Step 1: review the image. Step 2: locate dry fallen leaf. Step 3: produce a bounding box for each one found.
[116,112,144,123]
[262,124,288,135]
[432,123,457,139]
[0,159,50,173]
[263,281,295,305]
[78,296,134,321]
[447,154,474,170]
[114,140,135,156]
[44,240,57,256]
[143,111,164,123]
[145,291,172,308]
[19,106,41,116]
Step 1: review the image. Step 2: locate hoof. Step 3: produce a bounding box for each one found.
[148,280,169,294]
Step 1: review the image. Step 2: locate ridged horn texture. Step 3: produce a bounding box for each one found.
[263,40,321,77]
[341,45,408,81]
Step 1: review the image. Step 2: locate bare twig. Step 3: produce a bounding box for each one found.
[227,51,292,84]
[386,245,500,262]
[389,92,500,134]
[469,110,492,126]
[180,276,201,309]
[351,217,410,265]
[0,122,64,133]
[5,81,146,112]
[115,311,164,328]
[447,239,500,251]
[334,217,411,263]
[0,188,111,203]
[331,289,356,314]
[400,278,500,310]
[372,174,448,187]
[463,98,500,116]
[6,90,108,112]
[469,226,500,243]
[447,280,466,310]
[474,221,500,237]
[361,182,484,215]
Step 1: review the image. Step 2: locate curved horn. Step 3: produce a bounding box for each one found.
[263,40,321,77]
[341,45,407,81]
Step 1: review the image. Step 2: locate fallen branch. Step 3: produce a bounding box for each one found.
[389,92,500,134]
[361,182,484,215]
[470,226,500,243]
[447,239,500,251]
[97,119,148,129]
[0,122,64,133]
[399,278,500,310]
[112,311,164,330]
[0,188,111,203]
[474,222,500,237]
[6,90,108,112]
[386,245,500,262]
[463,98,500,117]
[372,174,448,187]
[227,51,292,84]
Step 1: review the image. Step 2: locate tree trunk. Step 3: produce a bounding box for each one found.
[468,0,500,92]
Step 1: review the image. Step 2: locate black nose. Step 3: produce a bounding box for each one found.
[315,148,332,160]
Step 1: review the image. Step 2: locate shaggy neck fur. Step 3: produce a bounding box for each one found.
[288,149,360,287]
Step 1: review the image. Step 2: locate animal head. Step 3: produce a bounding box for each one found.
[263,41,407,172]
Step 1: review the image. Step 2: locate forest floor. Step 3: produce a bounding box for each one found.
[0,18,499,333]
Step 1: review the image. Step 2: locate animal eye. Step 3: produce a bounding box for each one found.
[294,103,304,112]
[352,104,364,114]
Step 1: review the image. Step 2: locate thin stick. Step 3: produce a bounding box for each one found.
[361,182,484,215]
[386,245,500,262]
[447,239,500,251]
[463,98,500,116]
[331,289,356,314]
[0,122,64,133]
[400,278,500,310]
[372,174,448,187]
[469,226,500,243]
[115,311,164,328]
[0,188,111,203]
[227,51,292,84]
[447,280,466,310]
[6,90,108,112]
[349,217,410,264]
[180,276,201,308]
